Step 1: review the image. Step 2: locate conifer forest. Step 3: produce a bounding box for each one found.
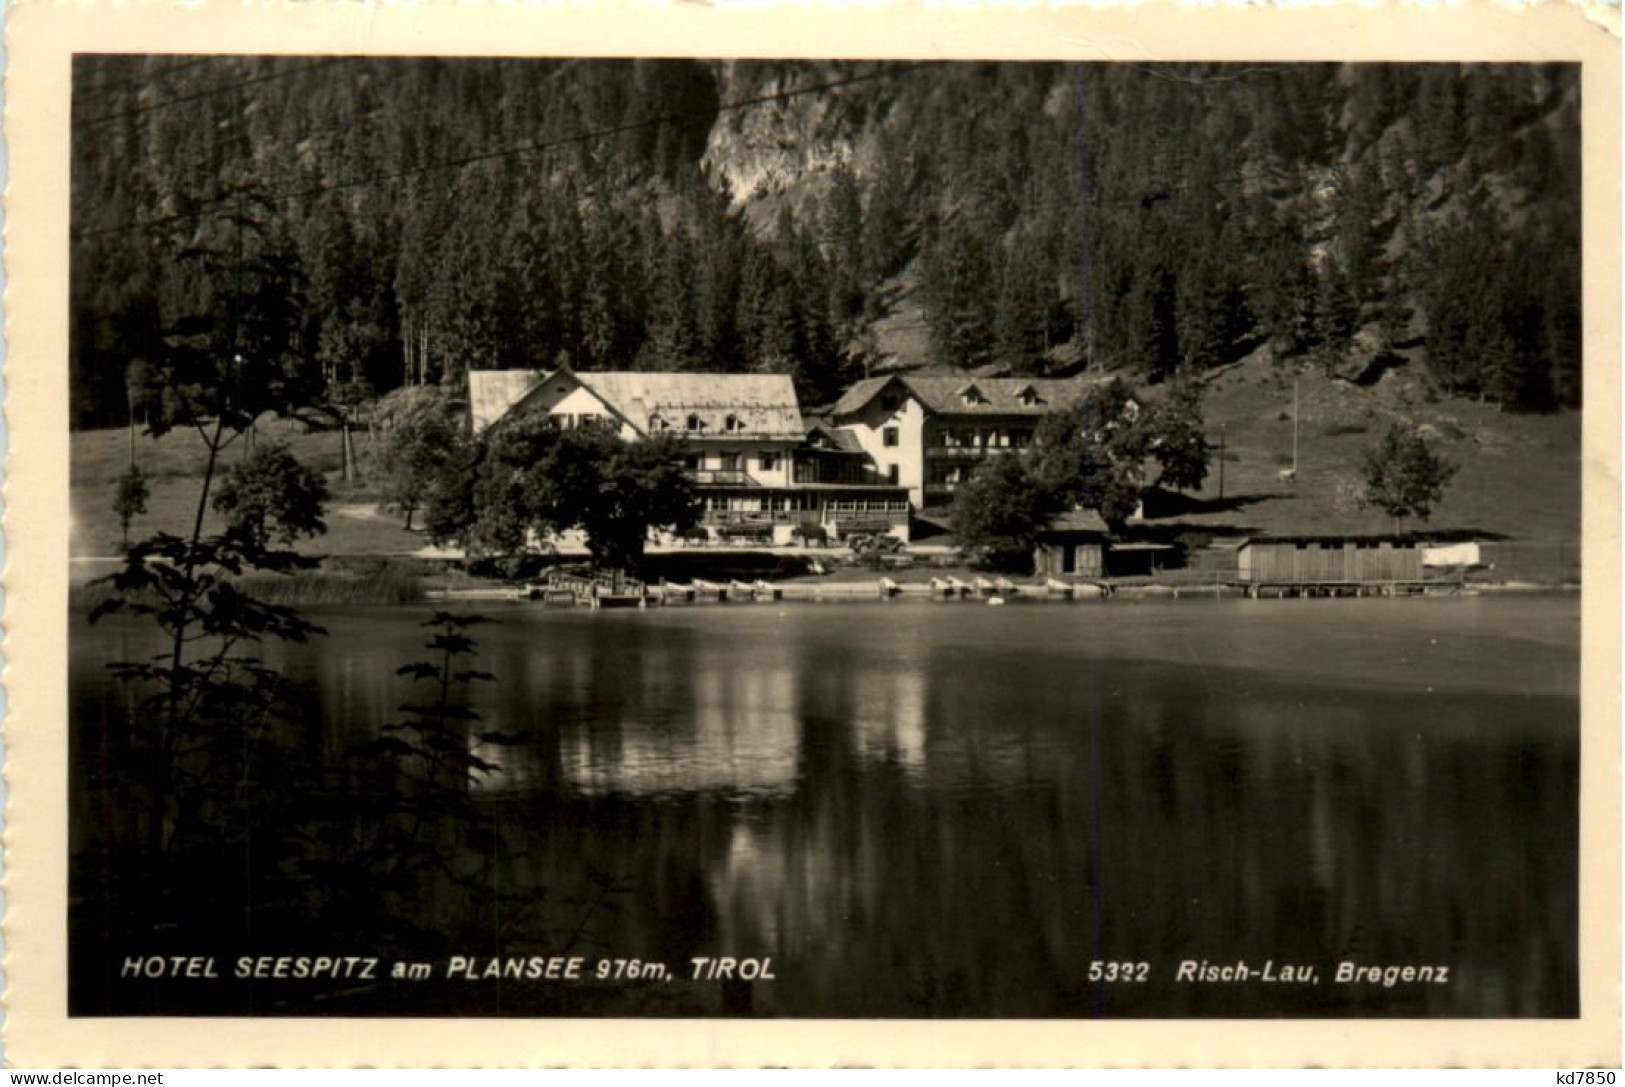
[71,59,1581,428]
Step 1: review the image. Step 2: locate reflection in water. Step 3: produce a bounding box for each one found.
[852,666,928,777]
[72,598,1579,1017]
[559,665,801,797]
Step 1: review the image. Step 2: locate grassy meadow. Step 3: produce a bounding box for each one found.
[70,417,428,561]
[1176,354,1582,546]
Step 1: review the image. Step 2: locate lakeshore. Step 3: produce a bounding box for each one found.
[68,541,1581,611]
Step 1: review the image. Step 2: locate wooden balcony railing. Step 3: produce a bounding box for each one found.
[926,445,1021,458]
[703,509,793,526]
[691,469,760,486]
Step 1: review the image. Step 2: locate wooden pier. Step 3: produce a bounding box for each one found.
[1241,579,1465,599]
[432,569,1466,610]
[531,570,649,608]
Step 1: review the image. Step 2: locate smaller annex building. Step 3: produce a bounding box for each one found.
[469,367,912,545]
[829,373,1105,509]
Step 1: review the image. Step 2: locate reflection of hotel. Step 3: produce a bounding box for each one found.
[470,367,911,543]
[559,667,802,797]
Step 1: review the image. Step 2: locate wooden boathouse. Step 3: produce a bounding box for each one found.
[1033,510,1180,580]
[1033,509,1109,579]
[1236,535,1429,595]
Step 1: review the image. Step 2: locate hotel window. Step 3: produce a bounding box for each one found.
[725,414,742,433]
[720,453,740,472]
[887,464,900,485]
[883,427,899,448]
[687,414,704,432]
[685,455,703,473]
[759,453,779,472]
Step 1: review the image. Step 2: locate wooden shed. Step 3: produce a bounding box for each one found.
[1033,509,1108,578]
[1236,535,1425,586]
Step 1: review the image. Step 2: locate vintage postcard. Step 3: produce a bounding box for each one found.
[5,0,1620,1068]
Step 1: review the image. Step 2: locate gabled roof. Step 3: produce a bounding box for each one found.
[804,419,867,454]
[1043,508,1111,535]
[472,369,805,439]
[577,372,804,440]
[831,374,1105,418]
[830,376,901,416]
[468,369,549,432]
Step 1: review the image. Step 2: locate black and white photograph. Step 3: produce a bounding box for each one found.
[16,7,1613,1059]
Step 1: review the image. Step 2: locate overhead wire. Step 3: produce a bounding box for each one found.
[73,57,356,128]
[71,55,222,103]
[73,61,937,241]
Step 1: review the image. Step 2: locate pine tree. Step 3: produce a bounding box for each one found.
[821,162,867,330]
[640,232,700,371]
[861,140,913,286]
[993,231,1058,375]
[920,213,995,369]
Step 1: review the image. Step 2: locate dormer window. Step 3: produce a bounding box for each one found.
[960,384,988,406]
[724,414,742,433]
[687,413,704,432]
[1018,386,1044,407]
[649,413,668,432]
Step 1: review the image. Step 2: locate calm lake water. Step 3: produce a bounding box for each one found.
[71,595,1579,1017]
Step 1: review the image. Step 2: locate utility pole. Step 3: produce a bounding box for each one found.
[1292,378,1299,477]
[341,403,353,484]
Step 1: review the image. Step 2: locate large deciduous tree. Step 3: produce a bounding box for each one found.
[212,440,331,548]
[1027,378,1210,531]
[954,376,1212,567]
[1359,423,1458,529]
[370,387,468,531]
[450,412,700,573]
[949,454,1062,572]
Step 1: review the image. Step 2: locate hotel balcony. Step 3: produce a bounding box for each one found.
[690,469,761,487]
[925,445,1022,459]
[703,509,793,527]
